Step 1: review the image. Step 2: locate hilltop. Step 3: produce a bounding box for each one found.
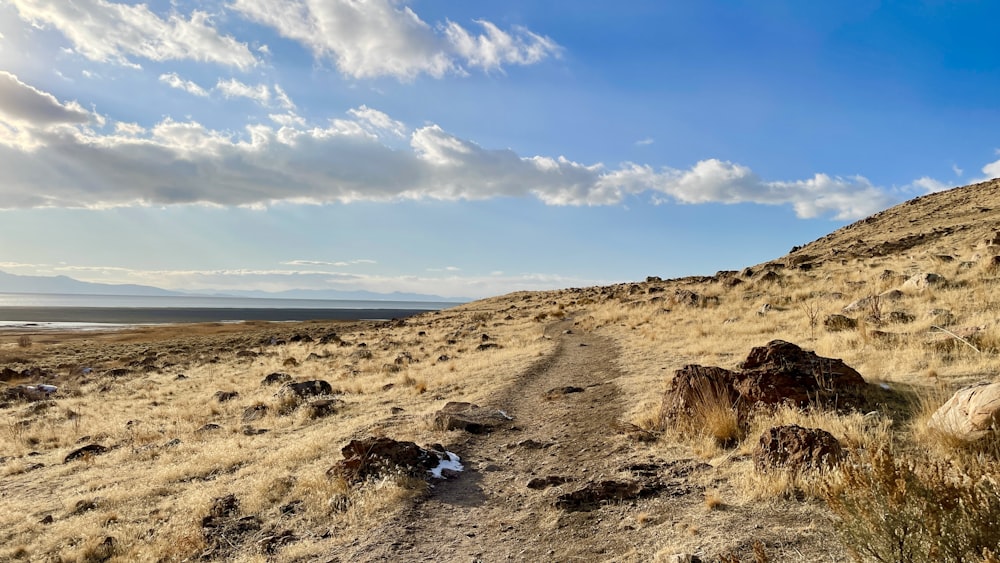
[1,179,999,562]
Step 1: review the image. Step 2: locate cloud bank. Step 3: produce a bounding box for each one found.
[1,73,983,220]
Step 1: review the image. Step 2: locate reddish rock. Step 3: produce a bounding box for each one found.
[753,425,844,471]
[736,340,866,405]
[329,437,442,484]
[661,341,867,424]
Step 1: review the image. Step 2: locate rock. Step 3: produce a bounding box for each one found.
[65,444,109,463]
[235,350,258,359]
[319,332,341,344]
[928,382,1000,441]
[665,555,702,563]
[281,380,333,398]
[736,340,866,405]
[242,404,268,422]
[476,342,499,351]
[753,425,844,471]
[328,436,443,484]
[303,398,342,419]
[197,423,222,433]
[887,311,915,324]
[756,271,781,283]
[261,372,293,386]
[902,272,945,291]
[214,390,239,403]
[432,402,512,433]
[104,368,130,378]
[661,341,867,423]
[824,314,857,331]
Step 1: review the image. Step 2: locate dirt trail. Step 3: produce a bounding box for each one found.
[339,320,848,562]
[344,319,650,561]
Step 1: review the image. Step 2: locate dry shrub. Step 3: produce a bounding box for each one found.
[667,376,744,450]
[822,445,1000,563]
[16,335,31,348]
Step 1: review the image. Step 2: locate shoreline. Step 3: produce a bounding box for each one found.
[0,306,437,326]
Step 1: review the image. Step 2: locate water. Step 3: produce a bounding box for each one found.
[0,292,462,327]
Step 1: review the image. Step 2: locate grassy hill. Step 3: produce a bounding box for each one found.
[1,179,999,562]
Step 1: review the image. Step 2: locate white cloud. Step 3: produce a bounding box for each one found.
[443,19,561,72]
[230,0,559,80]
[10,0,258,69]
[0,75,912,220]
[159,72,209,97]
[215,77,270,105]
[952,163,963,177]
[273,84,295,110]
[635,138,654,146]
[982,154,1000,181]
[0,71,91,127]
[348,105,407,137]
[911,176,954,194]
[281,259,376,267]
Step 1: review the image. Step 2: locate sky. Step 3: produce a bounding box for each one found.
[0,0,999,300]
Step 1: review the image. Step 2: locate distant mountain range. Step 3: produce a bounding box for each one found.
[0,271,466,303]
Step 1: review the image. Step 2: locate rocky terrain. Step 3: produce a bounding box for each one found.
[2,178,1000,562]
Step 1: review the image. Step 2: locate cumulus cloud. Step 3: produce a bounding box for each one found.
[10,0,258,69]
[230,0,559,80]
[982,153,1000,181]
[0,74,907,220]
[159,72,209,97]
[0,71,91,127]
[215,77,270,104]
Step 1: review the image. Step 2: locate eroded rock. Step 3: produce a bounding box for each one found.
[928,382,1000,441]
[432,401,512,434]
[753,425,844,471]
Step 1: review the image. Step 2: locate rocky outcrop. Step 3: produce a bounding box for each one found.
[927,382,1000,441]
[753,425,844,471]
[661,340,867,423]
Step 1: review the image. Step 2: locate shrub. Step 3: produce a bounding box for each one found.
[822,445,1000,562]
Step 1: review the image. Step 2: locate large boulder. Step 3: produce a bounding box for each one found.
[753,425,844,471]
[661,341,867,423]
[328,437,444,483]
[927,382,1000,441]
[736,340,866,405]
[824,314,857,332]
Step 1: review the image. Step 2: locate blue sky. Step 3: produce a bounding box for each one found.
[0,0,998,299]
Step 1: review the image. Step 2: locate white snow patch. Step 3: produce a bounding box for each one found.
[880,383,891,390]
[429,451,463,478]
[498,410,513,420]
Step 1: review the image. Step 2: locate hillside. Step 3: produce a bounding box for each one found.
[1,179,999,562]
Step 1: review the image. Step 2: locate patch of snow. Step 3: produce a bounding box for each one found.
[429,451,463,478]
[880,383,891,390]
[498,410,513,420]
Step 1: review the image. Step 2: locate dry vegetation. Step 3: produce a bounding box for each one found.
[3,179,1000,561]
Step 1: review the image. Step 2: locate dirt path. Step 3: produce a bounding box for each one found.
[343,319,656,561]
[338,320,849,562]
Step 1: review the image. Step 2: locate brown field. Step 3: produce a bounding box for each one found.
[3,179,1000,562]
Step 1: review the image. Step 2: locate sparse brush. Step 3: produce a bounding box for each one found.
[668,376,745,450]
[822,444,1000,563]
